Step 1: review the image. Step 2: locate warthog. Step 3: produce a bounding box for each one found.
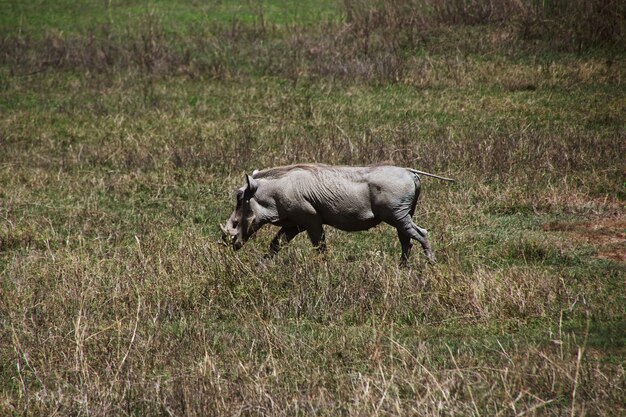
[220,164,454,265]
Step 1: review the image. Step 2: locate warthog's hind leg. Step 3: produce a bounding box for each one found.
[397,231,413,267]
[306,222,327,253]
[393,216,436,264]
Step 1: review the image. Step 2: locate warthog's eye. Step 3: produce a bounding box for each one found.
[232,220,238,228]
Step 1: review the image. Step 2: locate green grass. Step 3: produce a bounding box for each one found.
[0,0,342,37]
[1,0,625,415]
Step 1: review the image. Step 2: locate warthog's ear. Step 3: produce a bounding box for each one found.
[245,174,259,195]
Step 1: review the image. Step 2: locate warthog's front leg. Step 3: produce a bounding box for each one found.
[267,226,302,258]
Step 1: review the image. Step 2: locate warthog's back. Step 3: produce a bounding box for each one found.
[253,164,418,231]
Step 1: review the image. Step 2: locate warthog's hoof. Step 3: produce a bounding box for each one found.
[426,251,437,264]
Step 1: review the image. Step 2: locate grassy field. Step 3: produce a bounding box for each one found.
[1,0,625,415]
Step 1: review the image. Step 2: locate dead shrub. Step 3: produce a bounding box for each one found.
[429,0,528,26]
[517,0,626,50]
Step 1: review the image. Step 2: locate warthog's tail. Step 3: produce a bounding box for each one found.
[407,168,455,182]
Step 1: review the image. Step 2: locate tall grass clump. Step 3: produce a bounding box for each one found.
[2,0,624,82]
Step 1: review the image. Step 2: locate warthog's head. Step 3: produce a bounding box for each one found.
[221,174,262,250]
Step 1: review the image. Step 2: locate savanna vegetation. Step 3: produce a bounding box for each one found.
[1,0,625,415]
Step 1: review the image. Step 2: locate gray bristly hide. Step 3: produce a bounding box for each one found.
[220,163,455,266]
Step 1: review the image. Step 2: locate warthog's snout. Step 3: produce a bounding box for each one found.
[220,223,233,245]
[220,223,243,250]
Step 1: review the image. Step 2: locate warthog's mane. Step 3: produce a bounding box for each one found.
[251,163,331,179]
[251,162,396,180]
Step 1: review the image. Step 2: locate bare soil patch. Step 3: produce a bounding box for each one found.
[543,215,626,262]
